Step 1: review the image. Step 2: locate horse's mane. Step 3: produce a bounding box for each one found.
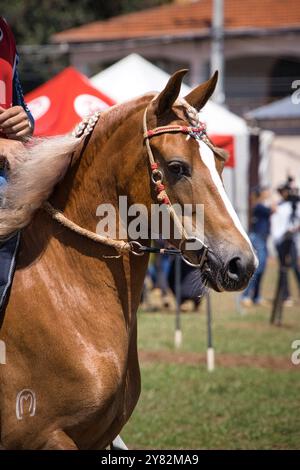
[0,134,81,240]
[0,95,153,241]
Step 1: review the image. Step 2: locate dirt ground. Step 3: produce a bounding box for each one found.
[139,349,297,371]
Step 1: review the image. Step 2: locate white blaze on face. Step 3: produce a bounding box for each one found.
[197,139,256,258]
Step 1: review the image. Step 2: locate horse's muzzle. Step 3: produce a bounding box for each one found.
[203,249,257,292]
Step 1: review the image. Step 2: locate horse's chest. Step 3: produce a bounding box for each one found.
[66,355,140,449]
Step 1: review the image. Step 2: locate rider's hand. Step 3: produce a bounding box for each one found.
[0,137,26,171]
[0,105,33,140]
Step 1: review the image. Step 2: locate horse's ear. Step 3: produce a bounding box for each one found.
[152,69,188,115]
[184,71,218,110]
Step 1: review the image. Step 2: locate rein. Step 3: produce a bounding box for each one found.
[43,102,212,267]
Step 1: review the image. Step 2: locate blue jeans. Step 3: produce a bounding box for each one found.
[148,255,171,296]
[0,169,7,208]
[0,232,20,315]
[0,169,7,187]
[242,233,268,302]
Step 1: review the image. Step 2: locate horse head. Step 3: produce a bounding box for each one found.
[143,70,257,292]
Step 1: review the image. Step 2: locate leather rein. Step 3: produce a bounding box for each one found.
[44,104,213,268]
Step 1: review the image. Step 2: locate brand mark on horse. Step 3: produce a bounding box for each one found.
[16,389,36,420]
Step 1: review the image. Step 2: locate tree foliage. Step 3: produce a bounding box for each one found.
[0,0,172,92]
[1,0,172,44]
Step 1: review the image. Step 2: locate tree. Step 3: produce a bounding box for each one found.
[1,0,171,45]
[0,0,171,92]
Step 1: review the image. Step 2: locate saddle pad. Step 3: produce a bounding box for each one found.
[0,232,20,313]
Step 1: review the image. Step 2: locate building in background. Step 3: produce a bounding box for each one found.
[51,0,300,115]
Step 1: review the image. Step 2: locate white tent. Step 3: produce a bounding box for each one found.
[91,54,250,227]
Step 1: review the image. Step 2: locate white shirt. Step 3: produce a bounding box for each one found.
[271,201,300,245]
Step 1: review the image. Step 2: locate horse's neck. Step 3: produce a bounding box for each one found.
[40,98,151,324]
[52,98,150,234]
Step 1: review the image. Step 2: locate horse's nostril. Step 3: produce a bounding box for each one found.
[227,257,242,280]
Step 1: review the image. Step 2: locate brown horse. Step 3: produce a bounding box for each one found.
[0,71,256,449]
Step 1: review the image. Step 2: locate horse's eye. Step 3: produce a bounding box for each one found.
[168,161,190,178]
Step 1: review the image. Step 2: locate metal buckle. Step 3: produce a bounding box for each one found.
[129,241,145,256]
[151,169,164,184]
[179,237,208,268]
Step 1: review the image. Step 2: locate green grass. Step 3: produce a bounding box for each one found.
[136,307,299,357]
[124,365,300,449]
[122,260,300,449]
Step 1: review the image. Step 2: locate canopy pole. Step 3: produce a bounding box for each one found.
[211,0,225,105]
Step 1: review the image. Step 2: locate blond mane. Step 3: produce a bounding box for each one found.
[0,135,81,240]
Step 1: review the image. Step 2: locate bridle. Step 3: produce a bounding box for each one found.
[44,101,214,268]
[142,104,210,268]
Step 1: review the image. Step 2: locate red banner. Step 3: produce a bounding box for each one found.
[210,134,235,168]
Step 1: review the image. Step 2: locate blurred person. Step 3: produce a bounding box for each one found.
[0,15,34,312]
[0,15,34,186]
[241,185,275,307]
[146,239,171,310]
[152,240,171,309]
[168,259,204,312]
[271,178,300,306]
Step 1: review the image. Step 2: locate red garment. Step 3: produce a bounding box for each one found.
[0,16,16,109]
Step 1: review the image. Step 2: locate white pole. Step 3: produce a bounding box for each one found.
[206,291,215,371]
[174,255,182,348]
[211,0,225,105]
[207,347,215,372]
[175,329,183,348]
